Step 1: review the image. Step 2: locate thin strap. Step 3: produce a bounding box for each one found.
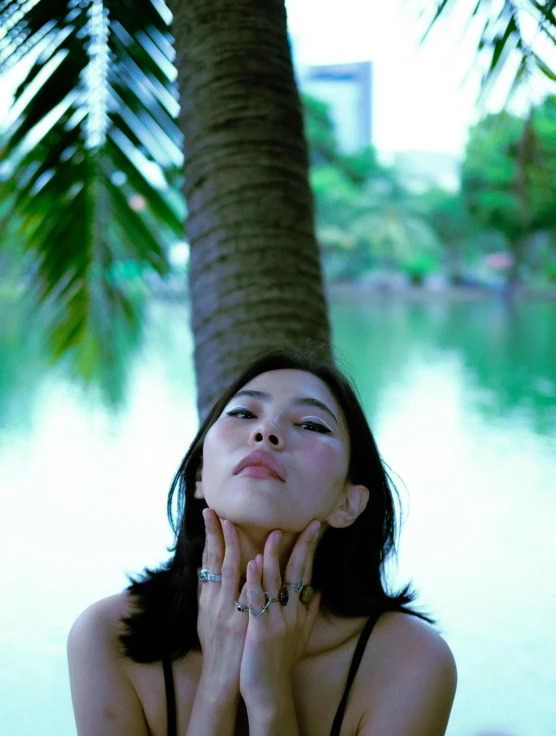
[329,612,381,736]
[162,655,177,736]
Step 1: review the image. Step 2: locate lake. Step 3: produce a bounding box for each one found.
[1,295,555,735]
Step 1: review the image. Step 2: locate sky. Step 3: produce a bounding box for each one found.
[285,0,488,158]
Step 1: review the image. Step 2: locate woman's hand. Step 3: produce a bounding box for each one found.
[239,520,322,708]
[196,508,248,700]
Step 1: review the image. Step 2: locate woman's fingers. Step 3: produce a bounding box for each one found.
[246,557,267,616]
[302,587,322,637]
[303,522,324,584]
[262,530,282,595]
[247,557,261,587]
[221,519,241,597]
[197,513,247,697]
[284,520,320,587]
[202,508,225,576]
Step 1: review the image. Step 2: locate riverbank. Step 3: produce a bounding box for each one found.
[327,280,556,303]
[3,274,556,304]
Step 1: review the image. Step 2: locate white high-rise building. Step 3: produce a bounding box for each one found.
[296,60,373,154]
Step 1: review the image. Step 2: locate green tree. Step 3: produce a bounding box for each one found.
[303,91,387,280]
[304,100,443,283]
[422,1,556,289]
[303,93,383,184]
[359,181,443,284]
[462,98,556,286]
[416,189,481,284]
[303,93,443,283]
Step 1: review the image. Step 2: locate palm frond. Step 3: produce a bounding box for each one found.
[0,0,184,372]
[417,0,556,104]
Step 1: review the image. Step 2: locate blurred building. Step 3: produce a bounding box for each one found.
[290,38,460,191]
[297,61,373,154]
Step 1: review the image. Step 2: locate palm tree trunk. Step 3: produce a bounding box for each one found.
[168,0,331,418]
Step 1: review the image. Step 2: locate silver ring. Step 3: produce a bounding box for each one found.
[286,578,304,593]
[246,590,282,618]
[235,601,248,612]
[199,568,222,583]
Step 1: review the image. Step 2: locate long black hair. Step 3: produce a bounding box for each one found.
[119,346,430,662]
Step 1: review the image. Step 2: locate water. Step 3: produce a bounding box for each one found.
[1,296,555,736]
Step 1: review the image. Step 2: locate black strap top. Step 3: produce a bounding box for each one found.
[162,611,380,736]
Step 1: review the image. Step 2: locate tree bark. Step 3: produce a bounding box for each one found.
[168,0,331,418]
[508,110,535,294]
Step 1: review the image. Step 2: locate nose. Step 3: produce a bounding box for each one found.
[250,421,282,447]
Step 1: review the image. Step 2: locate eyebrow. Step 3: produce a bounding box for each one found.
[231,389,340,426]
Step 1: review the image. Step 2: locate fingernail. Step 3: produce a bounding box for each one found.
[312,521,321,538]
[274,530,282,544]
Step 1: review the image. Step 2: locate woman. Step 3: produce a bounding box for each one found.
[68,347,457,735]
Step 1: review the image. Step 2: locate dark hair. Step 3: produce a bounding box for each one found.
[119,346,430,662]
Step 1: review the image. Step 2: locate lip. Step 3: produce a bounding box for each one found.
[233,450,286,482]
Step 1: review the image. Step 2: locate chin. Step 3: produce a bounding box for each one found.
[207,502,300,532]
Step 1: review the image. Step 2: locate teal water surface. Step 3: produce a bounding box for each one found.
[0,296,555,736]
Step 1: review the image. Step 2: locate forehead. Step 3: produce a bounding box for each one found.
[237,369,341,412]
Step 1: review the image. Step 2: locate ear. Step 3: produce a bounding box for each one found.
[193,461,204,500]
[326,483,369,529]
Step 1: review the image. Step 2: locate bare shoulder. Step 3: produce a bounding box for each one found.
[374,611,457,674]
[69,592,131,646]
[354,612,457,736]
[68,592,133,671]
[68,593,150,736]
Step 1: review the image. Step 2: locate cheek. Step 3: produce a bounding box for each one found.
[201,422,242,493]
[199,429,224,491]
[203,421,234,459]
[302,439,348,487]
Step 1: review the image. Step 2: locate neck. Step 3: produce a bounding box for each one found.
[233,524,298,585]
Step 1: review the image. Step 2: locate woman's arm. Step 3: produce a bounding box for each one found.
[184,675,242,735]
[67,596,150,736]
[244,686,300,736]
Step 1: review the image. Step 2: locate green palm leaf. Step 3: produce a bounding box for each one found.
[418,0,556,102]
[0,0,184,377]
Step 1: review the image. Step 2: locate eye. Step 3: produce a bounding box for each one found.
[298,420,332,434]
[226,407,255,419]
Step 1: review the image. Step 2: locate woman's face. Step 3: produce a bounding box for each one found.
[198,369,354,532]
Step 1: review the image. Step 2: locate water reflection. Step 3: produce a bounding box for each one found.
[331,297,556,436]
[0,286,149,428]
[2,293,554,436]
[0,294,45,430]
